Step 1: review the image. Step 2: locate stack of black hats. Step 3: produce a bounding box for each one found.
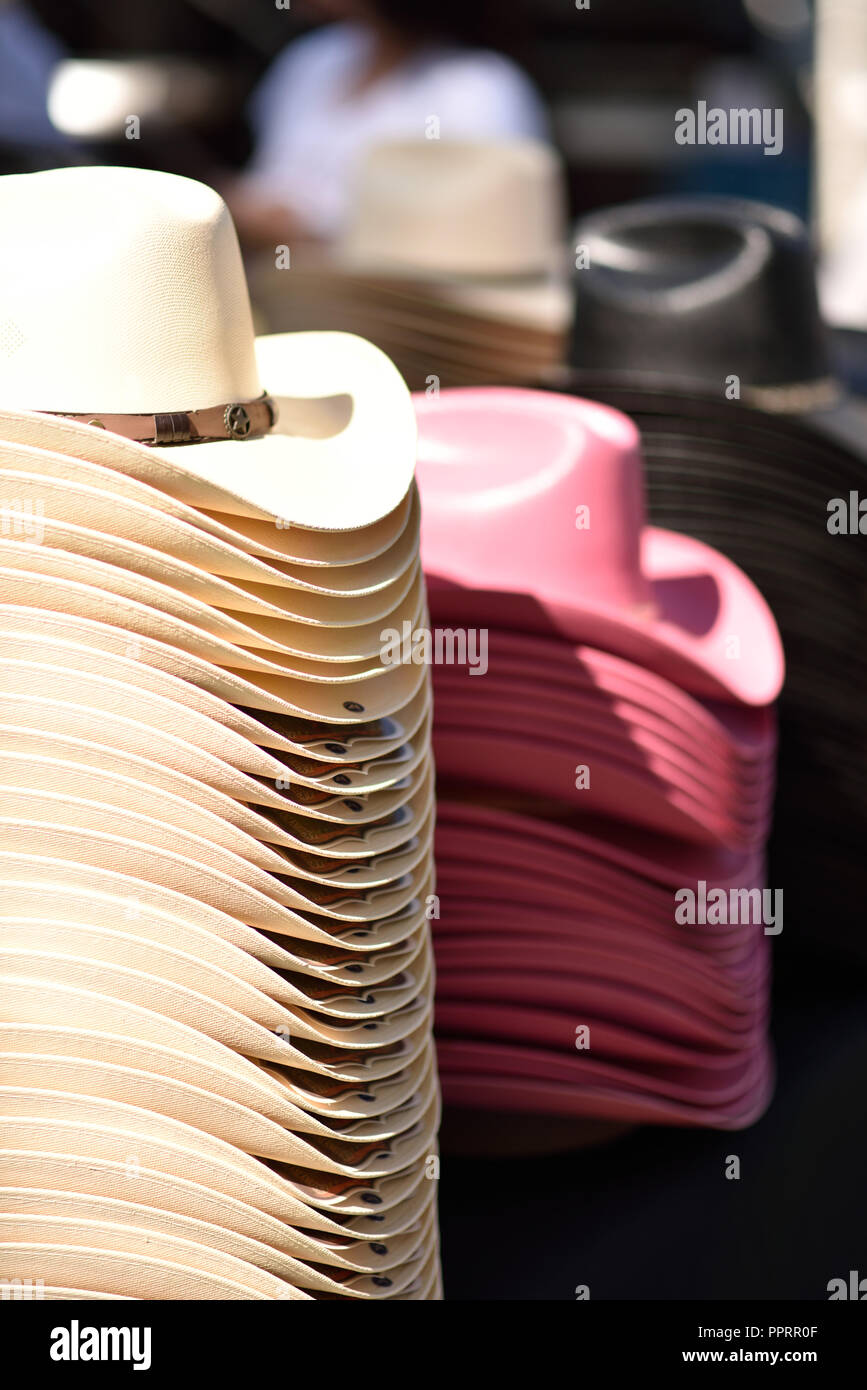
[562,196,867,963]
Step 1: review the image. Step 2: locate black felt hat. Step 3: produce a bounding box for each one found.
[566,195,867,452]
[558,196,867,964]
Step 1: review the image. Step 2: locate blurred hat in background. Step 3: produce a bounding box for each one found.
[249,139,571,390]
[340,137,563,278]
[564,194,867,452]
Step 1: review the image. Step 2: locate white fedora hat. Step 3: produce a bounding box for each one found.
[0,165,416,531]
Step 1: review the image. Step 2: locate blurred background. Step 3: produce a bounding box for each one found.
[3,0,866,1302]
[2,0,814,215]
[6,0,846,373]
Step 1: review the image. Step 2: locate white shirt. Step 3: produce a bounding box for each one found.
[245,23,550,238]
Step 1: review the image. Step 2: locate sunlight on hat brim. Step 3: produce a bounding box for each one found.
[0,332,417,535]
[148,332,416,532]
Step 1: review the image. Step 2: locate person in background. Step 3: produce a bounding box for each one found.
[226,0,548,249]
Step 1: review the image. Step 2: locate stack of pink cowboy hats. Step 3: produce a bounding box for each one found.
[413,387,784,1138]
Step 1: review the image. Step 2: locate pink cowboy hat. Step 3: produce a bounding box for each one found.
[414,388,784,705]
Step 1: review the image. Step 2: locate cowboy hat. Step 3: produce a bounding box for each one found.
[249,139,571,393]
[564,194,867,443]
[0,165,419,533]
[414,386,784,705]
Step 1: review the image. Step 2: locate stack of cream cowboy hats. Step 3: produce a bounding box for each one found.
[248,139,571,392]
[413,387,784,1145]
[0,165,440,1300]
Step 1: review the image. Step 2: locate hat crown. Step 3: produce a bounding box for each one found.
[415,388,652,613]
[341,139,566,278]
[570,196,830,390]
[0,165,261,413]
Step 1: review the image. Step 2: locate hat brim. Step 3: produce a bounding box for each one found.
[436,1039,768,1104]
[0,332,418,533]
[556,369,867,464]
[432,726,766,847]
[0,746,433,888]
[1,785,431,922]
[430,658,778,772]
[436,799,759,886]
[256,256,572,334]
[0,873,429,1003]
[427,523,784,707]
[432,692,774,804]
[436,970,762,1049]
[0,1143,431,1270]
[0,1089,435,1221]
[0,603,431,741]
[439,630,776,751]
[0,992,432,1127]
[0,815,431,945]
[436,1001,769,1078]
[0,855,430,988]
[434,937,767,1010]
[0,1181,432,1296]
[0,567,428,723]
[0,442,423,595]
[437,1061,772,1129]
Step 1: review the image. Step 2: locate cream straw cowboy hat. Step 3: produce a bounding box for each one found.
[248,140,571,394]
[340,138,566,281]
[0,165,416,532]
